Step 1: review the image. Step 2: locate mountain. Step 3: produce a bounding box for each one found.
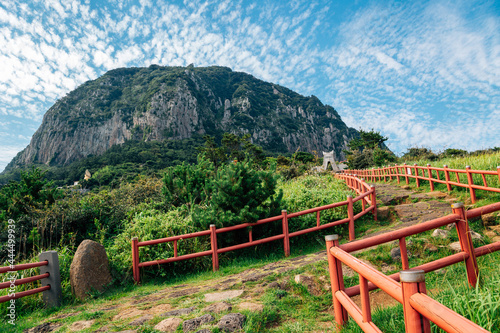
[6,65,357,170]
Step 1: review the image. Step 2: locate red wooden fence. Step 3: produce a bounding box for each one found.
[0,261,50,304]
[0,251,61,307]
[343,164,500,203]
[132,177,377,283]
[325,197,500,332]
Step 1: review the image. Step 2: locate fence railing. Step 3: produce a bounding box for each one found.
[131,177,377,283]
[343,164,500,203]
[0,251,61,307]
[325,199,500,332]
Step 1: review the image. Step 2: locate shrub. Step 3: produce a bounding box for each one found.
[108,208,206,280]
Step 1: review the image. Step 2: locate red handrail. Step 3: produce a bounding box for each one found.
[131,176,376,283]
[0,260,50,304]
[325,174,500,332]
[343,165,500,204]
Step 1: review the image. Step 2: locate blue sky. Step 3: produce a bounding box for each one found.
[0,0,499,172]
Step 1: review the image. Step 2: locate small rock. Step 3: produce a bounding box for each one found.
[481,213,497,226]
[390,247,401,260]
[238,302,264,312]
[294,275,323,296]
[115,331,137,333]
[267,282,279,289]
[424,243,438,252]
[70,320,95,331]
[183,314,215,332]
[203,301,232,313]
[446,223,456,230]
[204,290,244,302]
[24,323,62,333]
[448,242,462,252]
[469,231,482,240]
[155,318,183,332]
[129,314,153,326]
[218,313,246,332]
[161,307,195,317]
[436,269,446,275]
[426,191,448,199]
[195,330,212,333]
[377,206,392,220]
[432,229,449,239]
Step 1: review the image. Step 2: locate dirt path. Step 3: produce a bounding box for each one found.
[25,184,469,333]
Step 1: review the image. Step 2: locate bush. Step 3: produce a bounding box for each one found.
[108,208,207,280]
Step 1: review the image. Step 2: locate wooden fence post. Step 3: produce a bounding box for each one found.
[210,224,219,271]
[396,164,400,184]
[443,165,452,191]
[400,270,431,333]
[465,166,477,203]
[414,164,420,187]
[370,185,377,221]
[404,163,409,185]
[282,210,290,257]
[347,195,355,241]
[325,235,348,328]
[427,164,434,191]
[497,166,500,183]
[451,203,479,287]
[360,178,366,211]
[131,237,140,284]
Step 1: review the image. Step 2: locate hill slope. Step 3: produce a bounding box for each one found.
[6,65,357,170]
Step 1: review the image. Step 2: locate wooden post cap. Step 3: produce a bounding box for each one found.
[451,202,464,209]
[400,270,425,283]
[325,235,339,242]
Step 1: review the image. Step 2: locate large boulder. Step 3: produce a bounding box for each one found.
[70,240,112,299]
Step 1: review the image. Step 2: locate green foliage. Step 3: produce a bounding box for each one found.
[0,167,60,220]
[162,157,214,208]
[193,160,283,230]
[280,174,355,239]
[108,208,205,279]
[346,129,394,169]
[348,129,388,151]
[198,133,266,167]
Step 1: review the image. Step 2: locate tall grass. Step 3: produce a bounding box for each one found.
[400,151,500,191]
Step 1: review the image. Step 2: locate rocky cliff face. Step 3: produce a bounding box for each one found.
[8,65,357,168]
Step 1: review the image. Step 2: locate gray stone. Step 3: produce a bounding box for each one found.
[70,240,112,300]
[161,307,195,317]
[129,314,153,326]
[448,242,462,252]
[377,206,391,220]
[482,213,498,226]
[24,323,62,333]
[195,330,212,333]
[390,247,401,260]
[470,231,482,240]
[155,318,182,332]
[183,314,215,332]
[218,313,246,332]
[39,251,62,307]
[204,290,244,302]
[432,229,449,239]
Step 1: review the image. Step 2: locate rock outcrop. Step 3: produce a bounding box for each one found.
[7,65,357,170]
